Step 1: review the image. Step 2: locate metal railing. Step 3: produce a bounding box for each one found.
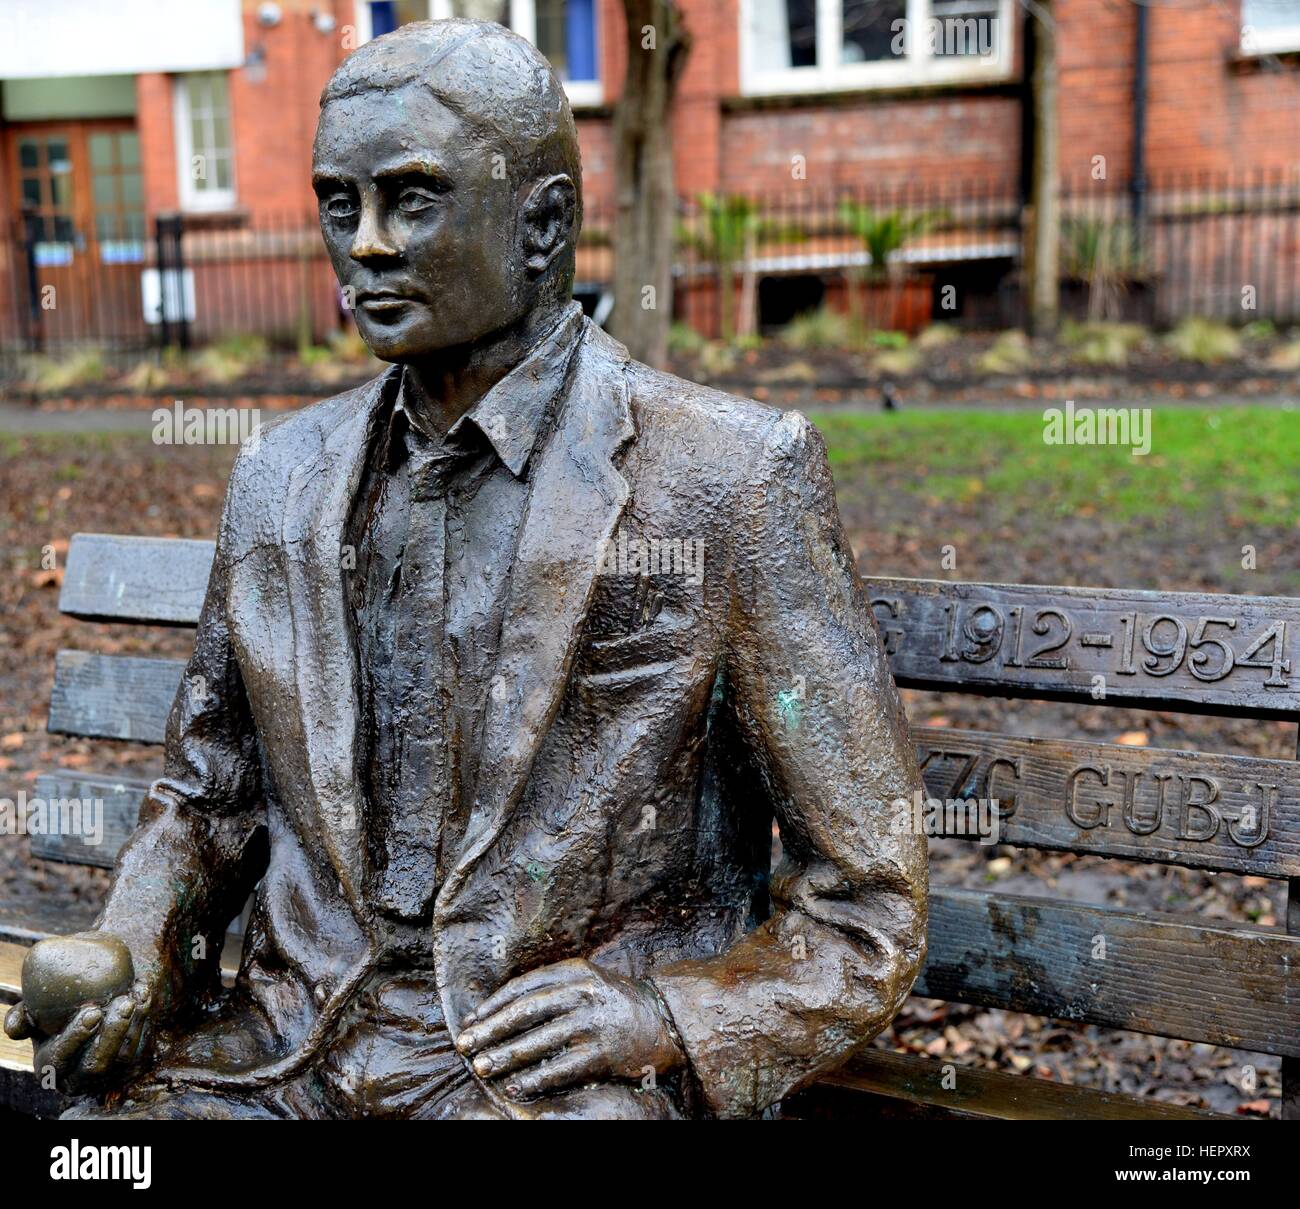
[1,168,1297,372]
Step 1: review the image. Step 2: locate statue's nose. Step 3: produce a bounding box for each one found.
[350,202,401,263]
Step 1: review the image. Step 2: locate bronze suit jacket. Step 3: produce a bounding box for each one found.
[97,318,927,1119]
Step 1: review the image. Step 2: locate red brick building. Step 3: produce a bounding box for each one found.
[1,0,1298,347]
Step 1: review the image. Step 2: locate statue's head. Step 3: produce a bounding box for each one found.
[313,19,582,362]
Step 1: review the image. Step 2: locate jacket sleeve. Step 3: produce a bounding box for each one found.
[96,454,269,1021]
[650,411,927,1118]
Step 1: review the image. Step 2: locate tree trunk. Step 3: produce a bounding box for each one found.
[610,0,691,368]
[1026,0,1059,337]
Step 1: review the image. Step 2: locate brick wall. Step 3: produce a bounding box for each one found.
[226,0,349,219]
[718,95,1024,195]
[1145,3,1300,178]
[136,73,179,215]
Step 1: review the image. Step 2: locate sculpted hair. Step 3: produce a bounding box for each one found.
[321,18,584,235]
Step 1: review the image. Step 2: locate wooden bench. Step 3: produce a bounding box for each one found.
[3,535,1297,1119]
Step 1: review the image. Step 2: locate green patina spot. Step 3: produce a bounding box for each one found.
[526,861,547,883]
[776,689,803,731]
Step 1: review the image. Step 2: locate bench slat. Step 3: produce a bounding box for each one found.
[921,887,1300,1057]
[783,1047,1235,1120]
[0,900,98,946]
[28,773,150,868]
[49,651,185,745]
[866,577,1300,717]
[914,726,1300,876]
[59,534,215,625]
[0,943,24,1006]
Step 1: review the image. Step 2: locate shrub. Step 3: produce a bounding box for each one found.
[1164,318,1242,364]
[782,306,857,350]
[22,348,107,391]
[1059,320,1148,366]
[976,330,1033,375]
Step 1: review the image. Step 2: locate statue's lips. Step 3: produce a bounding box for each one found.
[356,292,423,317]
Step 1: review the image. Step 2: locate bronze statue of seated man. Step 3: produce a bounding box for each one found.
[5,18,926,1120]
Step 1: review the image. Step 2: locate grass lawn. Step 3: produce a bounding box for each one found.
[812,404,1300,528]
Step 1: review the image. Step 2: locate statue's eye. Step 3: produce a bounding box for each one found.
[324,195,359,220]
[397,188,437,214]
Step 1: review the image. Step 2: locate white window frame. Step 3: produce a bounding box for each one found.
[740,0,1015,97]
[353,0,603,106]
[1241,0,1300,53]
[173,71,236,212]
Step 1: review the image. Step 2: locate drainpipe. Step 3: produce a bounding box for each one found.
[1131,4,1149,244]
[1019,3,1036,205]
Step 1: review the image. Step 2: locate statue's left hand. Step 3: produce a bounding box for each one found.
[455,958,685,1101]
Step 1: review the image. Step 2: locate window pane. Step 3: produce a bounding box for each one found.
[1242,0,1300,32]
[535,0,598,82]
[53,215,74,242]
[118,132,140,168]
[21,177,42,208]
[536,0,568,76]
[51,171,72,209]
[207,71,229,109]
[93,173,118,209]
[120,171,143,207]
[89,133,115,169]
[214,157,232,190]
[842,0,906,63]
[211,114,230,153]
[187,73,210,113]
[449,1,505,21]
[752,0,818,70]
[19,140,40,170]
[96,212,118,242]
[929,0,1001,57]
[47,139,71,173]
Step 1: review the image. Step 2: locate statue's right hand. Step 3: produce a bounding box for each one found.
[4,932,156,1094]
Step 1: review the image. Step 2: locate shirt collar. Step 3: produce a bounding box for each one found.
[391,302,585,480]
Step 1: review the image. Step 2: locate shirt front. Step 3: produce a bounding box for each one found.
[345,303,586,964]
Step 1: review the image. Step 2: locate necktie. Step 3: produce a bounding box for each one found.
[375,435,468,919]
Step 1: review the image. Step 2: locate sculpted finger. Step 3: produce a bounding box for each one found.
[472,1016,584,1079]
[81,997,136,1075]
[116,1007,146,1066]
[4,1002,33,1041]
[463,960,588,1027]
[503,1046,601,1100]
[39,1004,103,1075]
[459,985,585,1054]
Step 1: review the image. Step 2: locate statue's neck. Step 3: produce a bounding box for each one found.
[401,302,565,438]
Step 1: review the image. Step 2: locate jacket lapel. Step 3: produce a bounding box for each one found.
[438,322,635,906]
[281,366,398,913]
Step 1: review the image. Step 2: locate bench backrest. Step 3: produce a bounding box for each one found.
[44,534,1300,1116]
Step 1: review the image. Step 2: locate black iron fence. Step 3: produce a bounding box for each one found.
[2,169,1298,371]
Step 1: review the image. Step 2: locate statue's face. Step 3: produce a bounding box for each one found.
[312,85,526,361]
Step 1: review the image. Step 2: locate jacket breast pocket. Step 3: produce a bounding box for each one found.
[576,619,696,689]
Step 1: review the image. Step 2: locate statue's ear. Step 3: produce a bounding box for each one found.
[520,174,577,277]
